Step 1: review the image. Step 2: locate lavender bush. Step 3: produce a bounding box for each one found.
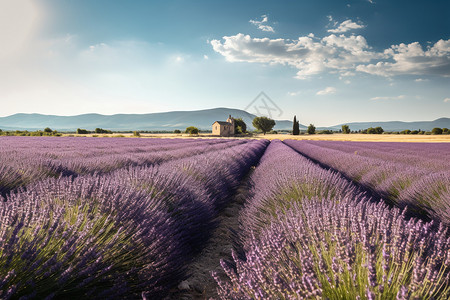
[0,138,268,299]
[0,136,244,196]
[283,140,450,225]
[239,140,366,244]
[214,198,450,299]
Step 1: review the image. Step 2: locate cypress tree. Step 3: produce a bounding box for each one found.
[293,115,300,135]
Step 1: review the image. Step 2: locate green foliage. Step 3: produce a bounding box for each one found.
[410,130,419,134]
[252,117,276,135]
[307,124,316,135]
[342,125,350,134]
[76,128,89,134]
[44,127,53,133]
[443,128,449,134]
[292,116,300,135]
[95,128,112,134]
[234,118,247,133]
[431,127,443,135]
[185,126,199,135]
[133,131,141,137]
[174,129,181,134]
[318,130,333,134]
[365,127,384,134]
[0,129,61,137]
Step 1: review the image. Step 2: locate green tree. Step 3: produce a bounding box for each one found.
[307,124,316,134]
[292,116,300,135]
[443,128,449,134]
[76,128,89,134]
[174,129,181,134]
[252,117,276,135]
[44,127,53,133]
[133,131,141,137]
[431,127,443,135]
[234,118,247,134]
[342,125,350,134]
[375,127,384,134]
[185,126,199,135]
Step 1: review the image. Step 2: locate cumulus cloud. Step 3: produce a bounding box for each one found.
[328,20,365,33]
[249,15,275,32]
[317,87,336,95]
[370,95,405,101]
[357,39,450,77]
[210,33,382,79]
[211,32,450,79]
[444,98,450,103]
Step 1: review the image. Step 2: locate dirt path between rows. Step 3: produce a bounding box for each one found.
[164,170,253,300]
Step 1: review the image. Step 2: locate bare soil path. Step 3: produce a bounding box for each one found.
[164,170,253,300]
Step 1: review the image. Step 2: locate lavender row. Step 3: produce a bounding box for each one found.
[238,140,366,244]
[0,139,269,299]
[303,140,450,172]
[283,140,450,226]
[215,198,450,299]
[215,140,450,299]
[0,137,243,196]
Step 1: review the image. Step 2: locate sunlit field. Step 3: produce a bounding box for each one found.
[1,136,449,299]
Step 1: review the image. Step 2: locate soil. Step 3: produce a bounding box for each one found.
[163,172,252,300]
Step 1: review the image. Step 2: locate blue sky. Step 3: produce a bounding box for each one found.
[0,0,449,126]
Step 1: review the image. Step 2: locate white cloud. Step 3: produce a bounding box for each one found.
[328,20,365,33]
[249,15,275,32]
[415,78,428,82]
[211,33,382,79]
[444,98,450,103]
[370,95,406,101]
[287,91,301,96]
[211,32,450,79]
[357,39,450,77]
[317,87,336,95]
[203,55,209,60]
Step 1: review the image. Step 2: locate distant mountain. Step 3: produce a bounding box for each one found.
[0,108,299,131]
[329,117,450,132]
[1,109,446,132]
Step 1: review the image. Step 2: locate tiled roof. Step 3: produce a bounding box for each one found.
[212,121,231,126]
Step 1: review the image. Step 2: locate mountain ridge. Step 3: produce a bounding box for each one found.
[0,108,448,132]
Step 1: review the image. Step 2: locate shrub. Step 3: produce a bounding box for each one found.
[44,127,53,133]
[133,131,141,137]
[185,126,199,135]
[307,124,316,134]
[234,118,247,133]
[95,128,112,134]
[318,130,333,134]
[76,128,89,134]
[431,127,443,135]
[174,129,181,134]
[342,125,350,134]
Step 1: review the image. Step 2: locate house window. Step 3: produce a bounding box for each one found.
[215,126,217,130]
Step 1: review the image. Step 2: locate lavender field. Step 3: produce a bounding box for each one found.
[0,137,449,299]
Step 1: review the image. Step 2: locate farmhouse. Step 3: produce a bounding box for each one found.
[212,115,235,137]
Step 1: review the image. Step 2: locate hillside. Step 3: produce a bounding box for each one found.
[0,108,297,131]
[330,117,450,132]
[0,109,447,132]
